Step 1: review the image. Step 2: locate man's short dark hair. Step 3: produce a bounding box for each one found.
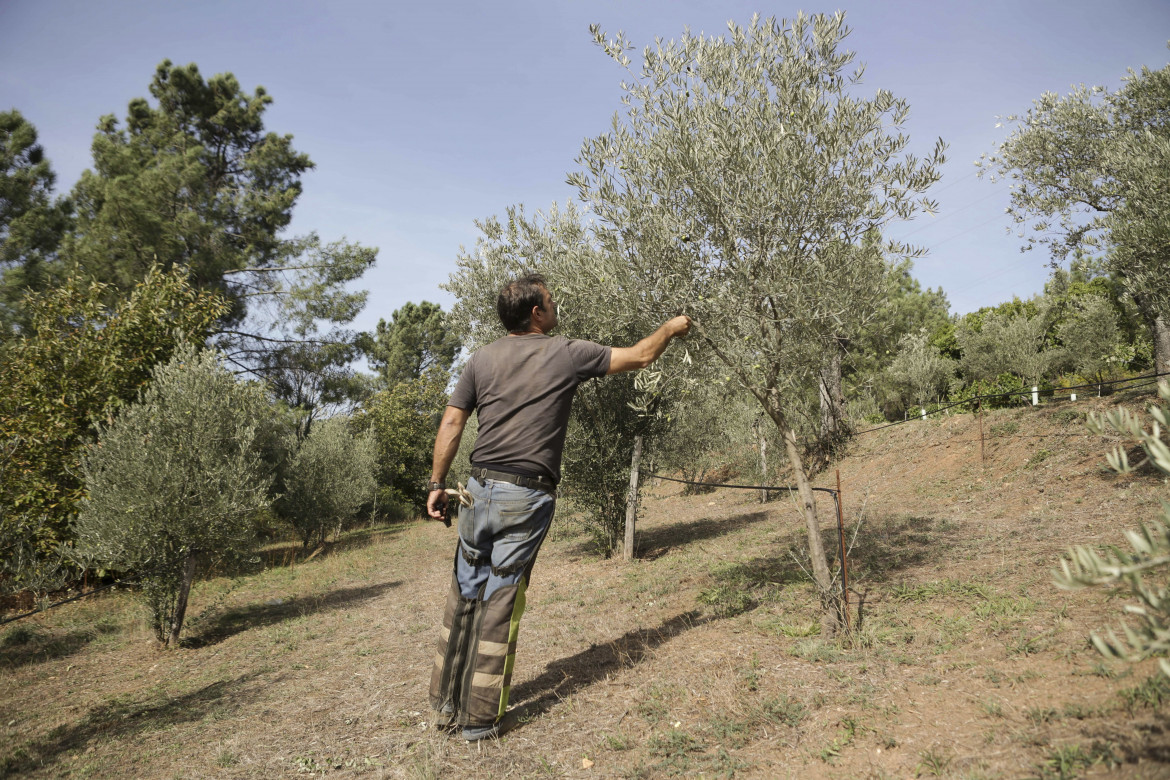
[497,274,548,333]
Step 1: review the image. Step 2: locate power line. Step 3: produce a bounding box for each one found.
[891,188,1005,243]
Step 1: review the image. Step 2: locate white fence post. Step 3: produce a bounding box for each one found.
[1070,392,1077,402]
[1032,386,1039,406]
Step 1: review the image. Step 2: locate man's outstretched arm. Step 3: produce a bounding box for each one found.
[426,405,472,519]
[607,315,692,375]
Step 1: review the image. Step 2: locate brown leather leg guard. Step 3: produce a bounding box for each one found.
[458,580,527,726]
[428,573,479,714]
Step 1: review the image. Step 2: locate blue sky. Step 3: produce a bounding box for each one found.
[2,0,1169,337]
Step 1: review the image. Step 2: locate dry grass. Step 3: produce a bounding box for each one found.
[3,389,1170,778]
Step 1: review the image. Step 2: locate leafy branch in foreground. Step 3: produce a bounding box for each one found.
[1055,381,1170,675]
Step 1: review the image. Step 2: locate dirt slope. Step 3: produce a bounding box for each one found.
[3,389,1170,779]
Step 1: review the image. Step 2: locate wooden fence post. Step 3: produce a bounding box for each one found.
[756,418,769,503]
[978,401,986,466]
[835,469,850,632]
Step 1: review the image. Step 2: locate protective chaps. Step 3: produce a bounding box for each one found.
[428,572,529,726]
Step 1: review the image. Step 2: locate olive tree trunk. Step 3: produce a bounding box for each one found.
[1154,315,1170,378]
[760,399,839,637]
[168,552,198,648]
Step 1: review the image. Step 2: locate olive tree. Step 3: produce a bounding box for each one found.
[1056,381,1170,676]
[75,344,272,647]
[884,329,957,413]
[571,13,945,632]
[1056,294,1126,392]
[955,306,1054,388]
[981,55,1170,373]
[275,416,377,549]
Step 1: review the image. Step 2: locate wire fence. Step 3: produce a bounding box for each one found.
[641,471,838,497]
[854,370,1169,437]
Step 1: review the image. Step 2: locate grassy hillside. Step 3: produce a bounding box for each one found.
[3,388,1170,779]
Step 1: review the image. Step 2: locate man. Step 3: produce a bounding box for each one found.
[425,273,690,741]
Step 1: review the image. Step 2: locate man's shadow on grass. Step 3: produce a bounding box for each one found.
[184,579,401,648]
[637,509,772,560]
[0,669,269,776]
[508,610,709,722]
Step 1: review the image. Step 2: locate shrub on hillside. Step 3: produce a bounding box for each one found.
[355,370,446,516]
[274,417,377,549]
[956,309,1056,389]
[882,328,957,415]
[75,344,272,647]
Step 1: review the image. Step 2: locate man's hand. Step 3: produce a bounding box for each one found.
[427,488,449,521]
[608,315,695,375]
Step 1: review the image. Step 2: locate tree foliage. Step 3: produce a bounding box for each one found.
[232,235,375,431]
[571,13,945,629]
[356,369,450,515]
[274,417,377,549]
[1056,381,1170,676]
[883,329,957,412]
[955,304,1054,387]
[1056,294,1127,388]
[58,61,376,395]
[0,110,70,335]
[854,259,951,377]
[0,266,227,593]
[75,344,272,646]
[63,61,311,315]
[367,301,461,388]
[981,53,1170,371]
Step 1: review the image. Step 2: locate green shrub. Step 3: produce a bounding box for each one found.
[275,418,377,548]
[75,344,272,646]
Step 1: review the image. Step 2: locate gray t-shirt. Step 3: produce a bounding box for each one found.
[448,334,611,482]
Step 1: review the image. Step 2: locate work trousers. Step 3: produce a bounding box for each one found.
[428,475,554,726]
